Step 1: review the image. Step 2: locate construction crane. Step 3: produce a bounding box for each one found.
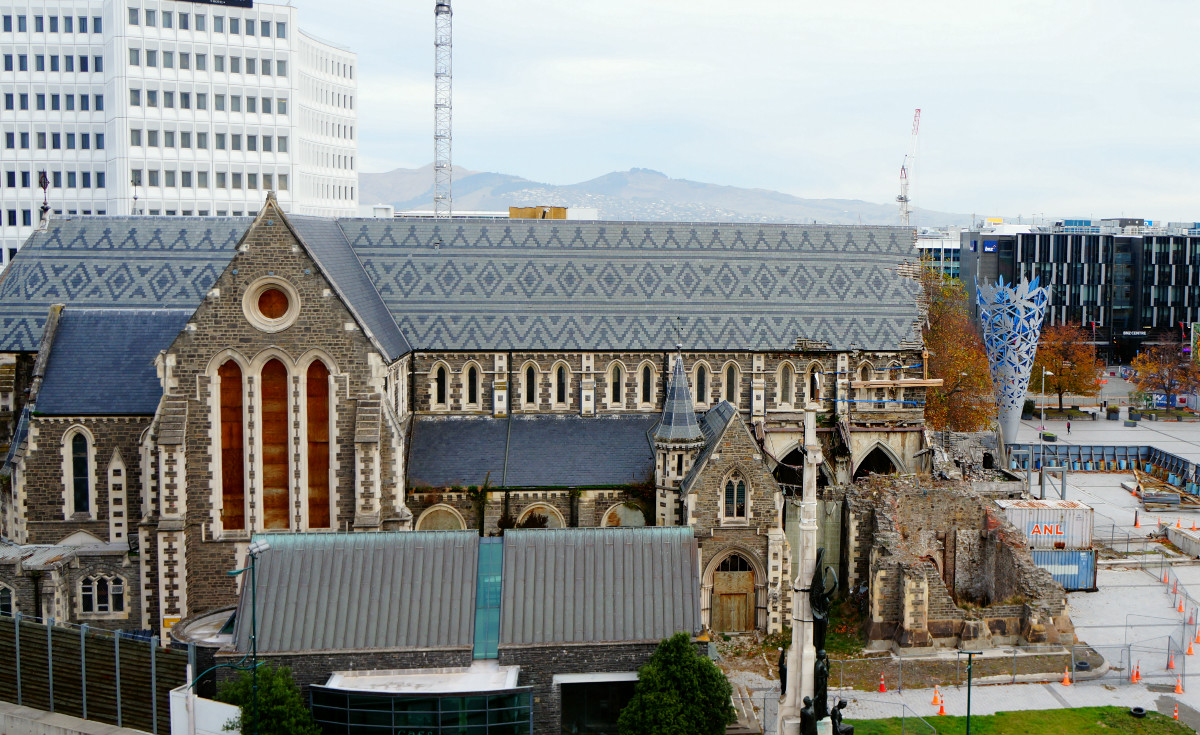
[896,108,921,227]
[433,1,453,218]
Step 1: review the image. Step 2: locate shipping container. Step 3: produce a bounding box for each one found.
[1031,549,1098,591]
[994,498,1094,550]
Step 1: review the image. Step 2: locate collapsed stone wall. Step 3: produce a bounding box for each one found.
[857,476,1071,651]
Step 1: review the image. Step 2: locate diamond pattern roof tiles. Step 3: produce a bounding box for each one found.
[0,215,920,355]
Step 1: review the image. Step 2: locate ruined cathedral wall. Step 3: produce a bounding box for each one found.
[21,416,150,545]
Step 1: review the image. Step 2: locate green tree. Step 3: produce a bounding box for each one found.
[618,632,736,735]
[216,664,320,735]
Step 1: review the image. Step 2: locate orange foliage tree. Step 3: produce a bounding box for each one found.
[1130,343,1200,409]
[922,270,996,431]
[1031,324,1103,411]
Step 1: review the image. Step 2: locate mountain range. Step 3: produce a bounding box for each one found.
[358,165,973,227]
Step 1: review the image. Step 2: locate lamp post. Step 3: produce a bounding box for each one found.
[1040,368,1053,474]
[963,650,982,735]
[227,538,271,735]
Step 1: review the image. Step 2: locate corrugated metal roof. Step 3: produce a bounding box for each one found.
[499,527,701,645]
[0,542,126,569]
[233,532,479,653]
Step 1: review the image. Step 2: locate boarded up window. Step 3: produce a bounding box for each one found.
[307,361,330,528]
[261,359,289,530]
[219,361,245,530]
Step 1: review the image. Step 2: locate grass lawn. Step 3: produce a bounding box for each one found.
[848,706,1190,734]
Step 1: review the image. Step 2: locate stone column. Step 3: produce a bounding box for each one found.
[779,403,824,734]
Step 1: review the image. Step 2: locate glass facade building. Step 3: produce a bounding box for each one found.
[310,687,533,735]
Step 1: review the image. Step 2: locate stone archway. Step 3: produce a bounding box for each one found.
[853,443,904,480]
[773,447,833,491]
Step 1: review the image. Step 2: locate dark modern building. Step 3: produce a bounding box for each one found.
[961,219,1200,363]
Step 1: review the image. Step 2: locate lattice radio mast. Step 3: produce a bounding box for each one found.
[434,1,453,218]
[897,108,921,227]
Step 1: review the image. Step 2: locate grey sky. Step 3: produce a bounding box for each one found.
[293,0,1200,221]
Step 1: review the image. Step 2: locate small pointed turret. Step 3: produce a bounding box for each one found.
[652,353,704,446]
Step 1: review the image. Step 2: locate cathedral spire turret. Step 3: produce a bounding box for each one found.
[652,351,704,446]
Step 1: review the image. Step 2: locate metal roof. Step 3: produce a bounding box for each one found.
[37,307,192,415]
[499,527,701,645]
[407,414,657,489]
[994,499,1091,510]
[233,532,479,653]
[0,215,920,354]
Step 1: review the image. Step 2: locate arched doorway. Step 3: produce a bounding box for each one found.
[854,445,899,480]
[712,554,756,632]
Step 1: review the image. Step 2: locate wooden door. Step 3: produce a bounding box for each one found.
[713,571,755,631]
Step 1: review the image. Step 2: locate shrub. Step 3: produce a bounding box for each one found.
[216,665,319,735]
[618,632,736,735]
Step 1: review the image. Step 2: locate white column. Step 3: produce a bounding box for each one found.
[779,403,824,733]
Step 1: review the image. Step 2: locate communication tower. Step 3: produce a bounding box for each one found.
[434,2,453,218]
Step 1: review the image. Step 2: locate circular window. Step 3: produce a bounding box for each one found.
[243,278,300,333]
[258,288,289,319]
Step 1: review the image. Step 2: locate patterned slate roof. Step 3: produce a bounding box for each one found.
[0,217,250,352]
[499,528,702,645]
[38,307,193,415]
[344,219,920,351]
[408,414,657,489]
[652,354,703,444]
[0,215,920,354]
[289,216,411,360]
[233,531,480,653]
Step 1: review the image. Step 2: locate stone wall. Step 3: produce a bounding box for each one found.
[498,641,662,735]
[21,416,150,545]
[862,478,1071,651]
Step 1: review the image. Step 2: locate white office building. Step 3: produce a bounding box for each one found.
[0,0,358,263]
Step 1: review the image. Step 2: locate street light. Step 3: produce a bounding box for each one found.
[963,650,983,735]
[1040,368,1053,475]
[227,538,272,735]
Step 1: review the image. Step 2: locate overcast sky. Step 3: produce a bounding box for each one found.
[292,0,1200,221]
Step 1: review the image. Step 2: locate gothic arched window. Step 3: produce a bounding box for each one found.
[641,365,653,404]
[467,366,479,406]
[723,475,747,519]
[525,365,537,406]
[80,575,125,614]
[70,432,90,515]
[435,365,448,406]
[261,358,289,530]
[725,364,739,404]
[307,361,331,528]
[218,360,246,530]
[609,364,623,406]
[556,365,568,406]
[695,364,708,405]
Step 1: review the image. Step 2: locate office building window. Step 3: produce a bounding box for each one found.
[128,8,138,25]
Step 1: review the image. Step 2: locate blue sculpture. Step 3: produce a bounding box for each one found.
[977,276,1050,442]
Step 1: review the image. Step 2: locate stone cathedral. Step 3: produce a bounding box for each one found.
[0,196,934,639]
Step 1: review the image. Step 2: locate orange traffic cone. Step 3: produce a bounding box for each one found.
[879,673,887,693]
[1135,515,1142,528]
[931,686,942,706]
[1165,569,1171,584]
[1169,654,1176,671]
[1180,598,1186,614]
[1134,663,1141,683]
[1191,520,1197,532]
[1131,664,1140,683]
[1175,703,1181,720]
[1188,640,1195,656]
[1178,518,1183,529]
[1177,676,1185,695]
[1194,628,1200,644]
[937,702,946,716]
[1061,667,1072,686]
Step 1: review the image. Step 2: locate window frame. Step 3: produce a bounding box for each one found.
[63,426,96,519]
[79,574,126,617]
[722,472,749,523]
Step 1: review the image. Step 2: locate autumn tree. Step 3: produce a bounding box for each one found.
[1130,343,1200,410]
[1031,324,1103,411]
[922,269,996,431]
